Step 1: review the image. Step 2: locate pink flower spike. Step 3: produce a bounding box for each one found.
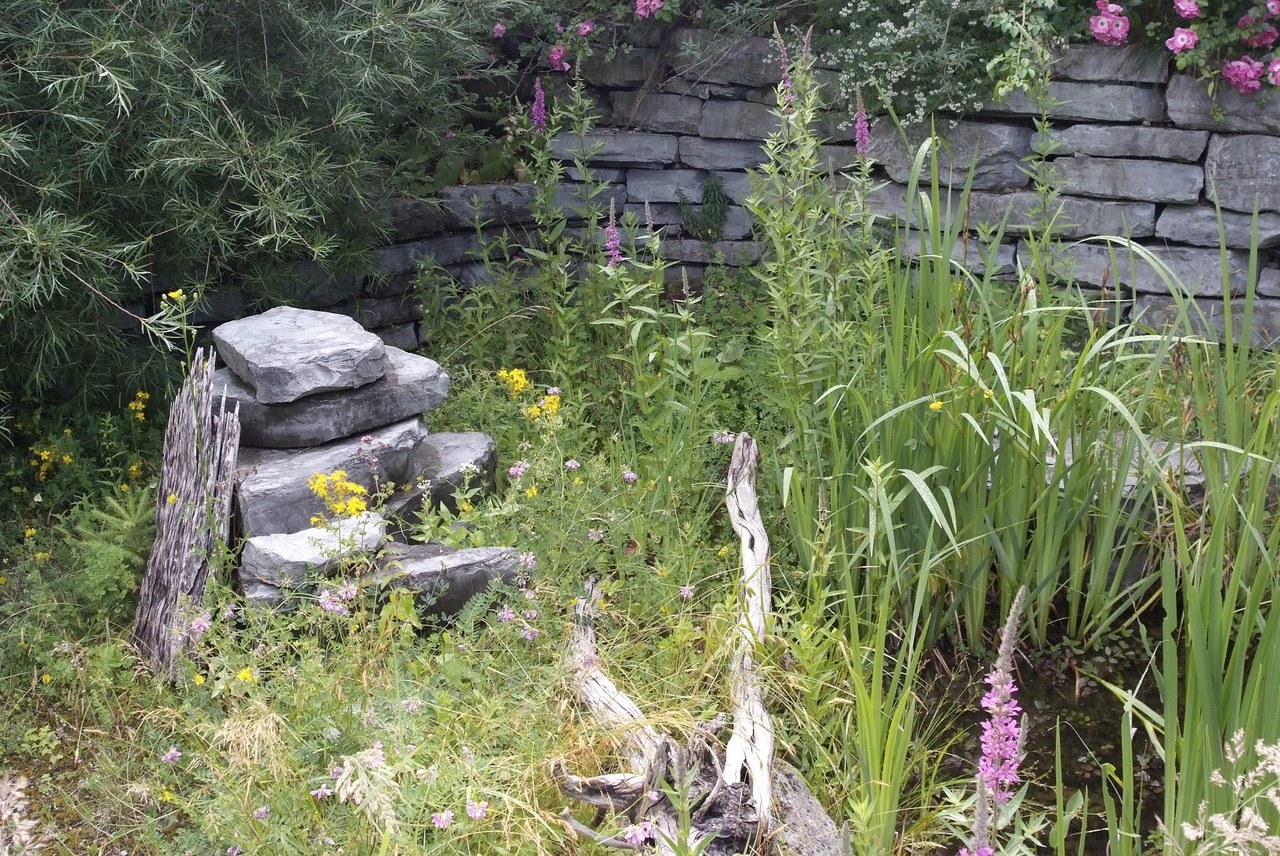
[531,78,546,131]
[492,22,506,38]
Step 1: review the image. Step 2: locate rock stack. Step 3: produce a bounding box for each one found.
[211,307,518,609]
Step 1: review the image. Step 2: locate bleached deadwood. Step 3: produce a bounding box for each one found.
[133,349,240,675]
[555,432,842,855]
[722,432,775,842]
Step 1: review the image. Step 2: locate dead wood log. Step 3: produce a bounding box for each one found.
[554,432,843,855]
[133,348,240,675]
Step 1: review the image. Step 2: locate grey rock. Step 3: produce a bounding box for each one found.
[236,416,428,536]
[1053,157,1203,203]
[1167,75,1280,133]
[716,172,753,205]
[901,230,1018,276]
[1156,205,1280,249]
[867,120,1032,191]
[1034,124,1208,162]
[610,92,702,135]
[1133,294,1280,348]
[566,166,627,183]
[699,100,780,140]
[438,183,538,228]
[660,239,763,266]
[680,137,765,170]
[989,82,1166,123]
[386,432,498,522]
[373,323,420,351]
[192,289,246,326]
[216,348,448,449]
[627,169,710,204]
[1050,44,1170,83]
[292,260,366,308]
[673,32,783,87]
[551,182,629,220]
[865,182,1155,239]
[1205,134,1280,214]
[626,203,754,241]
[551,131,679,165]
[213,308,388,404]
[772,762,846,856]
[336,293,421,330]
[381,198,448,242]
[373,543,519,615]
[580,48,659,87]
[1042,241,1252,296]
[239,513,387,589]
[373,233,477,274]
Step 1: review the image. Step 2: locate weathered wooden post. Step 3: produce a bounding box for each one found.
[133,348,240,675]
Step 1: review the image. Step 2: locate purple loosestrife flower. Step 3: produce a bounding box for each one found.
[604,198,624,267]
[854,106,871,157]
[531,79,546,131]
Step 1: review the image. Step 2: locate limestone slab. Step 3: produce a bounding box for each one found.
[699,100,780,140]
[660,239,763,266]
[213,308,388,404]
[1167,75,1280,133]
[679,137,766,170]
[373,233,476,274]
[385,432,498,521]
[627,169,710,204]
[1034,124,1208,162]
[673,32,783,87]
[1205,134,1280,215]
[1156,205,1280,249]
[1043,241,1252,296]
[867,120,1032,191]
[550,131,679,165]
[216,348,448,449]
[373,543,519,615]
[1053,157,1203,203]
[1133,295,1280,349]
[610,92,702,135]
[1050,44,1170,84]
[239,513,387,589]
[989,82,1166,123]
[236,417,427,536]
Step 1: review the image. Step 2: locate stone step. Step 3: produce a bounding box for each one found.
[371,543,519,615]
[239,513,387,605]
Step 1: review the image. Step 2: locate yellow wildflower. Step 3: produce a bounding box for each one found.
[165,289,186,303]
[929,400,944,412]
[119,483,130,492]
[524,404,543,420]
[23,527,36,539]
[717,546,730,558]
[62,428,72,437]
[41,674,51,684]
[193,674,206,686]
[497,368,532,398]
[525,484,539,499]
[167,493,178,504]
[983,388,994,399]
[310,515,325,527]
[0,576,7,586]
[459,499,474,512]
[159,789,175,803]
[236,667,256,683]
[572,476,583,487]
[61,454,72,465]
[34,551,51,561]
[128,462,143,480]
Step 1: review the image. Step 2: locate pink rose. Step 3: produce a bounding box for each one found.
[577,19,594,36]
[1090,9,1131,45]
[1173,0,1201,18]
[1165,26,1199,52]
[1239,14,1279,47]
[1223,55,1265,92]
[492,22,506,38]
[548,44,570,71]
[1268,0,1280,16]
[635,0,664,18]
[1269,58,1280,85]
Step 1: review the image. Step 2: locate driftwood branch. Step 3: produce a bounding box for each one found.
[133,348,240,675]
[553,432,844,854]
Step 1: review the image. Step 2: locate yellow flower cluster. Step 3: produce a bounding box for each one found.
[307,470,369,518]
[164,289,186,304]
[128,390,150,422]
[128,461,144,480]
[28,446,60,481]
[524,393,560,421]
[497,368,532,398]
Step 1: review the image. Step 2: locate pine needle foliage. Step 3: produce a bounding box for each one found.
[0,0,517,407]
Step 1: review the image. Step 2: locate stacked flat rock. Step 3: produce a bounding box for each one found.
[212,307,513,607]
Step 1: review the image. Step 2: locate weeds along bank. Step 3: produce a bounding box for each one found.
[4,23,1280,856]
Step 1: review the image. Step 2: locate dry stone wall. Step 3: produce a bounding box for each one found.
[205,31,1280,350]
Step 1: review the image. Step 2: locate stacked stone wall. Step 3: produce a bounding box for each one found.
[214,31,1280,349]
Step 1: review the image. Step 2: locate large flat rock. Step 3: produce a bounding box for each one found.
[239,513,387,589]
[867,120,1032,191]
[1053,157,1203,204]
[1167,75,1280,133]
[1156,205,1280,249]
[989,82,1166,123]
[1205,134,1280,215]
[213,308,388,404]
[1043,242,1253,296]
[236,417,428,536]
[551,131,679,165]
[216,348,449,449]
[385,432,497,522]
[1034,124,1208,162]
[373,543,519,615]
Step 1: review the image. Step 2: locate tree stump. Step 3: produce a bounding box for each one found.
[133,348,240,675]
